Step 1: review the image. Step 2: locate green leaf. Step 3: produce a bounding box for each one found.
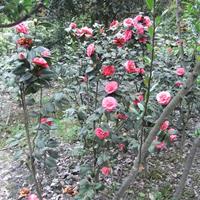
[146,0,154,10]
[138,103,144,111]
[148,26,154,38]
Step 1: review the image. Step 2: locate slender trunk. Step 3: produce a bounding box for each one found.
[20,86,43,200]
[173,137,200,200]
[114,62,200,200]
[176,0,184,65]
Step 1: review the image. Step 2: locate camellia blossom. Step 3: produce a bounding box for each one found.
[95,128,109,140]
[143,16,152,28]
[40,117,53,126]
[16,23,29,34]
[86,43,95,57]
[18,52,26,60]
[138,37,148,44]
[160,120,169,131]
[27,194,39,200]
[176,67,185,76]
[123,18,134,28]
[118,143,125,151]
[17,37,33,48]
[113,36,126,47]
[139,68,145,74]
[133,94,144,105]
[101,167,111,176]
[156,91,171,105]
[32,57,49,68]
[134,23,144,35]
[124,60,136,73]
[123,30,133,42]
[76,26,93,38]
[109,20,119,30]
[69,22,77,29]
[102,97,118,112]
[41,49,51,57]
[175,81,184,87]
[104,81,118,94]
[168,128,176,135]
[155,141,166,150]
[102,65,115,76]
[116,113,128,120]
[170,134,177,142]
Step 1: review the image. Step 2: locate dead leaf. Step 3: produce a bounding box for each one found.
[19,187,30,198]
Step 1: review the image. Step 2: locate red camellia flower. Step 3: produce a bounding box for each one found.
[123,18,134,27]
[105,81,118,94]
[170,134,177,142]
[116,113,128,120]
[175,81,184,87]
[133,94,144,105]
[40,117,53,126]
[16,23,29,34]
[102,65,115,76]
[17,37,33,48]
[118,143,125,151]
[41,49,51,57]
[102,97,118,112]
[176,67,185,76]
[113,37,126,47]
[123,30,133,42]
[18,52,26,60]
[134,15,143,23]
[86,43,95,57]
[32,57,49,68]
[155,141,166,150]
[101,167,111,176]
[27,194,39,200]
[138,37,148,44]
[156,91,171,105]
[139,68,145,74]
[160,120,169,131]
[76,26,93,38]
[143,16,152,28]
[124,60,136,73]
[109,20,119,30]
[69,22,77,29]
[95,128,109,140]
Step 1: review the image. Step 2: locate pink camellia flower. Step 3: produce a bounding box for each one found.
[156,91,171,106]
[170,134,177,142]
[69,22,77,29]
[113,37,126,47]
[86,43,95,57]
[155,141,166,150]
[160,120,169,131]
[109,20,119,30]
[139,68,145,74]
[124,60,137,73]
[27,194,39,200]
[138,37,148,44]
[105,81,118,94]
[123,30,133,42]
[101,167,111,176]
[16,23,29,34]
[40,117,53,126]
[176,67,185,76]
[134,23,144,35]
[118,143,125,151]
[143,16,152,28]
[32,57,49,68]
[95,128,109,140]
[102,97,118,112]
[116,113,128,120]
[18,52,26,60]
[102,65,115,76]
[123,18,134,28]
[133,94,144,105]
[76,26,93,38]
[133,15,143,23]
[175,81,184,87]
[41,49,51,57]
[168,128,176,135]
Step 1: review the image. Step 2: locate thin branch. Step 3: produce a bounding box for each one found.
[114,62,200,200]
[0,2,44,28]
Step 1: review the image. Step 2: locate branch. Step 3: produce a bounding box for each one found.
[173,137,200,200]
[0,2,44,28]
[114,62,200,200]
